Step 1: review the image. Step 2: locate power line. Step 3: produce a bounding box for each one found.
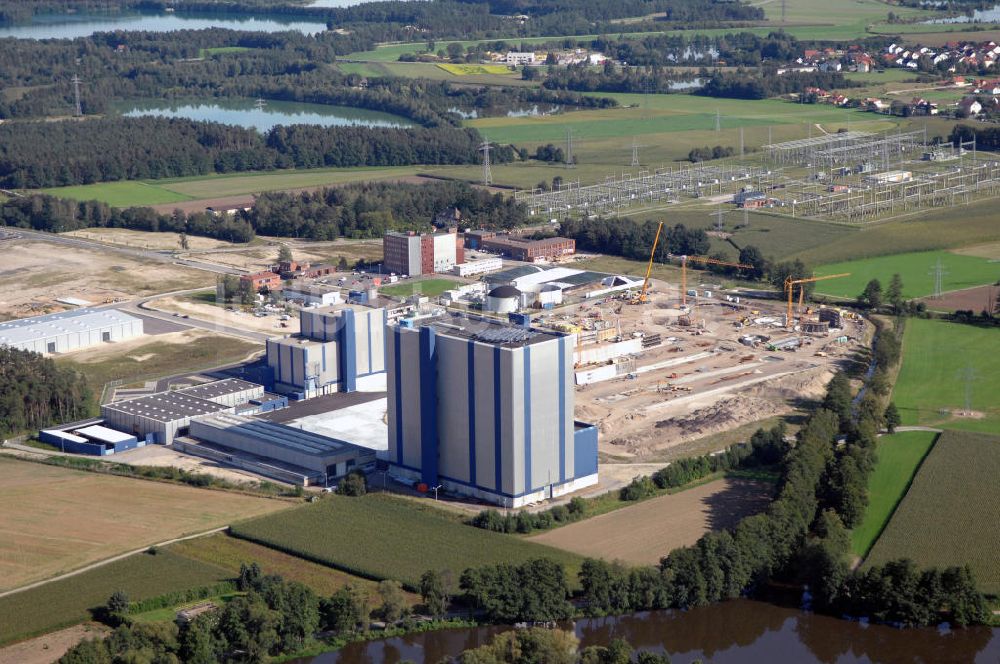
[479,137,492,186]
[929,258,948,298]
[71,74,83,117]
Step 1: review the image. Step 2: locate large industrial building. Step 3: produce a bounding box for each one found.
[266,303,386,398]
[0,308,143,354]
[101,379,264,445]
[386,314,598,507]
[180,413,377,486]
[383,228,464,276]
[469,232,575,262]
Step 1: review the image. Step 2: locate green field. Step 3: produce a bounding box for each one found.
[850,431,938,557]
[380,277,460,298]
[437,63,512,75]
[39,166,423,207]
[229,494,584,589]
[892,319,1000,433]
[813,250,1000,300]
[40,181,193,207]
[0,551,230,646]
[864,430,1000,594]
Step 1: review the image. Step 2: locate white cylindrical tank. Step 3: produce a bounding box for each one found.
[538,283,563,307]
[486,285,521,313]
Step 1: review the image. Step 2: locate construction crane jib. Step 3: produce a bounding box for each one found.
[783,273,850,328]
[681,256,753,307]
[632,221,664,304]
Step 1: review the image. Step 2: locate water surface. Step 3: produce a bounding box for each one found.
[289,600,1000,664]
[0,11,329,39]
[115,98,413,133]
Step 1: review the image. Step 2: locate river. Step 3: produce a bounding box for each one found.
[114,98,413,133]
[288,600,1000,663]
[924,3,1000,23]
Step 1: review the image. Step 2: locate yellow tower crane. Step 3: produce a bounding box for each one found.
[784,273,851,328]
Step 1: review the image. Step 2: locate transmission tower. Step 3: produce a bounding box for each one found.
[254,97,267,111]
[71,74,83,116]
[929,258,948,298]
[781,0,787,23]
[714,205,725,232]
[739,126,744,158]
[479,138,492,186]
[715,109,721,132]
[959,366,977,414]
[631,138,640,167]
[565,127,575,169]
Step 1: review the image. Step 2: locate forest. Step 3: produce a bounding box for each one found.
[559,218,711,261]
[0,118,502,188]
[248,180,528,239]
[0,347,93,436]
[698,69,864,100]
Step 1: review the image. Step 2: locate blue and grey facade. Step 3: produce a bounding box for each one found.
[386,315,599,507]
[267,304,386,398]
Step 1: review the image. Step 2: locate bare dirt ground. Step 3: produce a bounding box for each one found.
[113,445,271,486]
[0,239,210,319]
[921,284,999,314]
[569,280,863,459]
[528,478,773,565]
[150,295,299,335]
[188,239,382,272]
[61,228,236,251]
[950,241,1000,259]
[0,623,109,664]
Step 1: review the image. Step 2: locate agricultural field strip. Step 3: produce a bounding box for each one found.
[849,431,938,557]
[229,494,583,589]
[864,430,1000,594]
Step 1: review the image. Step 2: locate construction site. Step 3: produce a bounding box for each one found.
[515,129,999,224]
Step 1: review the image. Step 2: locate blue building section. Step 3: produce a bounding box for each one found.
[573,423,599,479]
[418,326,438,485]
[40,427,143,456]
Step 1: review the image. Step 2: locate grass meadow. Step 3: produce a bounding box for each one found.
[850,431,939,557]
[0,550,231,646]
[229,494,584,590]
[814,250,1000,300]
[864,430,1000,594]
[379,277,460,298]
[40,181,193,207]
[892,319,1000,434]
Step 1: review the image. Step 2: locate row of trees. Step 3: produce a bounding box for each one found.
[698,70,864,100]
[0,195,255,242]
[0,347,92,436]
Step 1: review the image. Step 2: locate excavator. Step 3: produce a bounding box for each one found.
[783,273,850,328]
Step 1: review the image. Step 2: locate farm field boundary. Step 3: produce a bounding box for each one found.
[526,478,772,565]
[229,494,584,589]
[864,430,1000,594]
[850,430,939,557]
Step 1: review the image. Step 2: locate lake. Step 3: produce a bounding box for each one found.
[114,99,414,133]
[289,600,1000,663]
[0,11,330,39]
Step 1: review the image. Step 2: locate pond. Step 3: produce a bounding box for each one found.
[0,10,330,39]
[924,3,1000,23]
[288,600,1000,663]
[114,98,414,133]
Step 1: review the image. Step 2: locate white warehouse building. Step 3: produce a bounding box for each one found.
[0,308,143,355]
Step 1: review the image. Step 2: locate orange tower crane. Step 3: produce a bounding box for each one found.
[783,273,850,328]
[632,220,664,304]
[680,255,753,306]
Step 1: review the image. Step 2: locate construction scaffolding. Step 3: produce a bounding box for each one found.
[516,163,772,217]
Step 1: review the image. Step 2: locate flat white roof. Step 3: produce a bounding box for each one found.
[75,424,135,444]
[282,397,389,452]
[0,308,141,346]
[512,267,584,290]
